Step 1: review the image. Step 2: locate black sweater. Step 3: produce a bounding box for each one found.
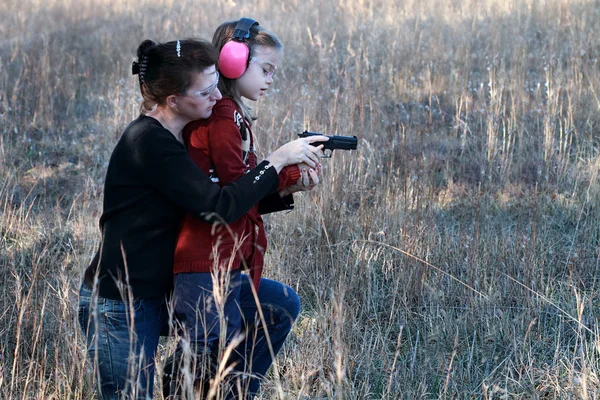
[83,115,292,300]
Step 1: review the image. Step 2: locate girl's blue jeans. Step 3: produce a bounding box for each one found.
[173,270,301,398]
[78,272,300,399]
[77,283,171,400]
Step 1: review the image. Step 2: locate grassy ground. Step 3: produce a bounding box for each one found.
[1,0,599,398]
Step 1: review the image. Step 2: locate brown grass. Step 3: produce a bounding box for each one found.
[1,0,600,398]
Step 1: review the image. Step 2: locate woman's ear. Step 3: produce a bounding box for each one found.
[166,94,178,109]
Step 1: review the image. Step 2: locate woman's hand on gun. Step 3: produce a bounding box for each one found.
[266,136,329,172]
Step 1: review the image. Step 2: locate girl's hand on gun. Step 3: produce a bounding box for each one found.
[266,136,328,172]
[298,162,322,191]
[280,162,322,196]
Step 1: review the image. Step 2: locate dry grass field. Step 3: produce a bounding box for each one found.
[1,0,600,398]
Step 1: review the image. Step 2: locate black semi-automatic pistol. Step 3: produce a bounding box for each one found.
[297,130,358,157]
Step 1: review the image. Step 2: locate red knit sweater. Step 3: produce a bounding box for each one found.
[173,98,300,288]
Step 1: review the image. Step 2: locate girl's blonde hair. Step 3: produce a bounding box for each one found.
[212,20,282,125]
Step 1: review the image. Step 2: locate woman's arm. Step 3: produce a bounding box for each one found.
[135,123,325,224]
[257,192,295,215]
[136,126,278,224]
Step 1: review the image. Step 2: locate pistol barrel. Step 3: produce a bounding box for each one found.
[298,130,358,151]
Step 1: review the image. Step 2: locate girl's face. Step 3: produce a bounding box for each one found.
[235,45,281,101]
[176,66,222,120]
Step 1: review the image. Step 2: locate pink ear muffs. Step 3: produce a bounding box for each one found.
[219,41,250,79]
[218,18,258,79]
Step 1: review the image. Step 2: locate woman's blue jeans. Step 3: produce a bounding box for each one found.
[173,271,301,398]
[78,283,171,400]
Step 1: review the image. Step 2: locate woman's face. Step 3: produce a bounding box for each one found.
[176,66,222,120]
[235,46,281,101]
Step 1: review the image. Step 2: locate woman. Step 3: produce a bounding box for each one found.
[77,38,326,400]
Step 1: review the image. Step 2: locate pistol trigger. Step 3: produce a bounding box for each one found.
[323,149,333,158]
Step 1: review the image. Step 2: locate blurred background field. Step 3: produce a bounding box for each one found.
[1,0,600,398]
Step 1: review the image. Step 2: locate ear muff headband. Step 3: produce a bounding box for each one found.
[219,18,259,79]
[233,18,258,41]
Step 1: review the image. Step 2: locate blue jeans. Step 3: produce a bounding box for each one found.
[78,283,171,400]
[173,271,300,398]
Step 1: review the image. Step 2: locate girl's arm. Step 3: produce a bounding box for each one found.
[257,163,321,214]
[206,118,304,192]
[206,118,251,185]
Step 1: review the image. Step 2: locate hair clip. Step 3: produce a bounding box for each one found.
[176,40,181,57]
[132,61,140,75]
[138,55,148,83]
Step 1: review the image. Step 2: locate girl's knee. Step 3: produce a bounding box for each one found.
[281,285,301,322]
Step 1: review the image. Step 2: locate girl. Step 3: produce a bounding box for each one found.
[171,19,320,398]
[78,38,325,400]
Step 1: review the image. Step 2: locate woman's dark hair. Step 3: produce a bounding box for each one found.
[212,20,282,124]
[132,39,219,113]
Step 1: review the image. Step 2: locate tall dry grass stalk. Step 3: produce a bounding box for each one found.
[1,0,600,397]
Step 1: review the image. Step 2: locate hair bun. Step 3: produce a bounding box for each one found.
[136,39,156,59]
